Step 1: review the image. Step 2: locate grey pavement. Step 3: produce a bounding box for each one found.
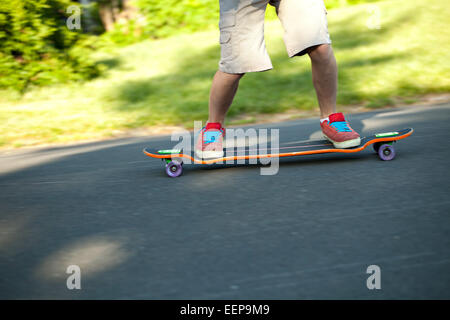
[0,103,449,299]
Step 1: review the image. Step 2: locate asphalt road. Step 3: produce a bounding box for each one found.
[1,103,449,299]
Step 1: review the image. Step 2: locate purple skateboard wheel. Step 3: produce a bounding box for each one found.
[378,144,396,161]
[165,161,183,177]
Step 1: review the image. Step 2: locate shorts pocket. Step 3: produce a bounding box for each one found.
[218,11,235,61]
[220,31,232,59]
[220,31,231,44]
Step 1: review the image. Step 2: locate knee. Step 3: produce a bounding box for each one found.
[308,44,333,63]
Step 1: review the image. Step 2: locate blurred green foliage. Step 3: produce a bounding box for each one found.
[101,0,220,45]
[108,0,381,45]
[135,0,219,38]
[0,0,100,93]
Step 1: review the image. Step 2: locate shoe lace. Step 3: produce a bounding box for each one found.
[330,121,352,132]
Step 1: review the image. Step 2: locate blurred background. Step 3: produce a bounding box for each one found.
[1,0,450,300]
[0,0,449,149]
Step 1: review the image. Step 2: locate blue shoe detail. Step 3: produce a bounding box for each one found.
[330,121,352,132]
[203,131,222,144]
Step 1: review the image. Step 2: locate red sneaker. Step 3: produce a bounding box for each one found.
[321,113,361,148]
[195,122,225,159]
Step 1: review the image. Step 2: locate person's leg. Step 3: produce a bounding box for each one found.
[211,0,271,125]
[208,70,245,125]
[307,44,360,148]
[195,70,244,158]
[307,44,337,119]
[272,0,336,117]
[196,0,271,158]
[274,0,360,148]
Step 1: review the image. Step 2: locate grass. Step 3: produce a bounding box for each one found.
[0,0,449,149]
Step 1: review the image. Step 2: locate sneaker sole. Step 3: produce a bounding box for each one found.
[324,135,361,149]
[195,150,224,159]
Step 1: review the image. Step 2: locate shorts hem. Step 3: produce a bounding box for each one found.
[287,39,332,58]
[218,64,273,74]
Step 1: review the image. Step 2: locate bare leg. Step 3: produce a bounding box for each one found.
[308,44,338,119]
[208,70,245,125]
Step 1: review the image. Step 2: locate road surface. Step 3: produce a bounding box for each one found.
[0,103,449,299]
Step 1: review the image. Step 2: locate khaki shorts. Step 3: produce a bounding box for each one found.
[218,0,331,74]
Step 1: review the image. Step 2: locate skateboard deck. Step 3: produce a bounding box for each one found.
[143,128,413,177]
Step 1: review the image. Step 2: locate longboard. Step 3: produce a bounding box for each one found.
[143,128,413,177]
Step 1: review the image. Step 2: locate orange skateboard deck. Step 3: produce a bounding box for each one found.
[143,128,413,177]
